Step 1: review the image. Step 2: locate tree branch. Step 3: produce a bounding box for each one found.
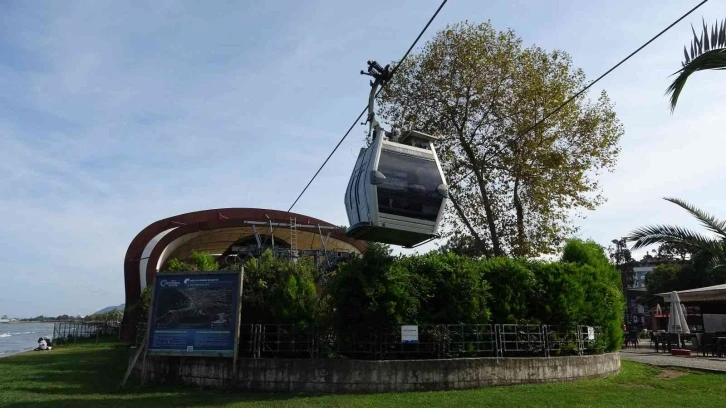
[449,192,492,257]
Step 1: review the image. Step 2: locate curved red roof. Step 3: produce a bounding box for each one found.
[121,208,365,338]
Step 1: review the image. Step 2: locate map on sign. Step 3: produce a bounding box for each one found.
[147,271,242,357]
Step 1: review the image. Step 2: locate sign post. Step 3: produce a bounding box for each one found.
[233,266,244,379]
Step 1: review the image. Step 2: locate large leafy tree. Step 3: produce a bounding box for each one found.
[657,241,692,261]
[667,18,726,111]
[645,257,726,298]
[628,197,726,268]
[379,21,623,257]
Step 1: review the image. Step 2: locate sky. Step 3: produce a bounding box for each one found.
[1,0,725,318]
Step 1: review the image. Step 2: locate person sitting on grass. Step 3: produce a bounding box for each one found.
[34,337,53,351]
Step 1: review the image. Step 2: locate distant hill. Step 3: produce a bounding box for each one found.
[92,304,125,315]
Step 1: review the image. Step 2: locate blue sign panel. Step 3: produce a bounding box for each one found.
[148,271,241,357]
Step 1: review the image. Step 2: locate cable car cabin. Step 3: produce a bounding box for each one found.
[344,129,448,247]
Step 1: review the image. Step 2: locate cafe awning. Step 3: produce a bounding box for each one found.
[658,284,726,303]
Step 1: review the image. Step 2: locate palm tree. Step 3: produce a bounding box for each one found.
[667,18,726,112]
[627,198,726,266]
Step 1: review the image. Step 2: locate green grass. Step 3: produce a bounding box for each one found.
[1,340,725,408]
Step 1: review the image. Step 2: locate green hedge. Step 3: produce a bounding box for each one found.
[240,250,321,325]
[326,239,624,351]
[131,240,624,352]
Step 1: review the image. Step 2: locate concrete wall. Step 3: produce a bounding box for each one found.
[137,353,620,393]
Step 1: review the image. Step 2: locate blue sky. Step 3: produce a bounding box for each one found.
[1,0,725,318]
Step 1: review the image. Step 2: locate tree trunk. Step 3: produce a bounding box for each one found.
[449,193,491,257]
[454,131,503,256]
[513,177,526,256]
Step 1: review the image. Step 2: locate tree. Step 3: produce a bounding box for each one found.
[645,254,726,298]
[627,197,726,269]
[608,237,635,289]
[438,235,486,257]
[379,21,623,257]
[667,18,726,111]
[645,264,684,297]
[657,242,691,261]
[0,315,7,320]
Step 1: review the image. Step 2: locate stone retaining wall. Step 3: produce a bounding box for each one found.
[136,353,620,393]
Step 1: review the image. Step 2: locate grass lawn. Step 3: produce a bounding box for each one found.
[1,340,725,408]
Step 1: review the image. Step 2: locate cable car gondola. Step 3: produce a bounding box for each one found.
[344,61,448,248]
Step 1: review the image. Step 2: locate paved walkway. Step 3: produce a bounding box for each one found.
[620,346,726,372]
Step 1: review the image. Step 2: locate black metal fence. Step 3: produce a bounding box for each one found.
[52,321,120,345]
[132,323,604,359]
[237,323,604,360]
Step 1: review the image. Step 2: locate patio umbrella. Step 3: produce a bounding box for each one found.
[668,291,690,347]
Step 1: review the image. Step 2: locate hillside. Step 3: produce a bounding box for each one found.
[92,304,125,315]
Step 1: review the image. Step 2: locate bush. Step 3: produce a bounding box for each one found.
[478,257,539,324]
[326,239,624,352]
[164,251,219,272]
[129,285,152,324]
[241,249,321,325]
[528,261,586,327]
[401,252,490,324]
[131,239,625,353]
[561,239,624,351]
[326,243,423,330]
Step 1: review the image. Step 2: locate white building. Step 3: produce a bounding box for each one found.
[633,266,655,288]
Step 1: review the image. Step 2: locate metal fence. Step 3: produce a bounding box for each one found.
[131,323,604,359]
[236,323,605,360]
[52,321,120,345]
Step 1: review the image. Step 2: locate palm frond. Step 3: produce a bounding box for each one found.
[663,197,726,238]
[669,18,726,111]
[626,224,718,251]
[667,49,726,111]
[703,19,710,52]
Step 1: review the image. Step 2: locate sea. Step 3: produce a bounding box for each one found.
[0,322,55,358]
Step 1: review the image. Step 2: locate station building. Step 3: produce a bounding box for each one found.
[121,208,366,337]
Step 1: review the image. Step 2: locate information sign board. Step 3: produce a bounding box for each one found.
[147,271,242,357]
[401,325,419,344]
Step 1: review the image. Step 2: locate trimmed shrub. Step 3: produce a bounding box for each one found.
[325,239,624,352]
[528,261,586,327]
[241,249,320,325]
[478,257,538,324]
[326,243,423,330]
[401,252,490,324]
[561,239,624,351]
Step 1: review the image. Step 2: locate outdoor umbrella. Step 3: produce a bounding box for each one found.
[668,291,690,347]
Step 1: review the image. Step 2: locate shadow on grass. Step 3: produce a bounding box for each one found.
[5,393,302,408]
[0,341,305,408]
